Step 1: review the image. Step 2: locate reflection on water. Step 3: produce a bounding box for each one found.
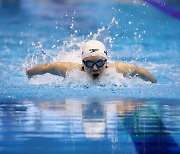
[0,98,180,153]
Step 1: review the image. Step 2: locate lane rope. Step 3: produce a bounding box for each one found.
[143,0,180,20]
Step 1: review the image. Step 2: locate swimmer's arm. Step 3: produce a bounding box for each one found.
[26,62,82,78]
[110,62,157,83]
[131,66,157,83]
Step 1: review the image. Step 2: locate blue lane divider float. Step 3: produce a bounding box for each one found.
[144,0,180,20]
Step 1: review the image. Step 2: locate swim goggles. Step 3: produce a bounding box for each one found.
[83,60,107,68]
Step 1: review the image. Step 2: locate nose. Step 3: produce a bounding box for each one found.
[92,64,98,72]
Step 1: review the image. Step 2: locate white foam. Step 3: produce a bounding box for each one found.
[28,74,64,85]
[27,64,147,89]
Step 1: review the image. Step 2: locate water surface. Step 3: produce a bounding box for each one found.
[0,98,180,153]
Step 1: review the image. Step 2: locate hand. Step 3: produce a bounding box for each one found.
[26,67,33,78]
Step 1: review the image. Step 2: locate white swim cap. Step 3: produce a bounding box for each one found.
[82,40,107,60]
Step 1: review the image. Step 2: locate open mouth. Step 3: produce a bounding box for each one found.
[92,73,99,79]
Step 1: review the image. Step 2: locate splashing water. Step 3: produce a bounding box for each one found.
[25,17,134,87]
[93,17,117,47]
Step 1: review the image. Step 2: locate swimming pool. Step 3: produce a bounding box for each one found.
[0,0,180,153]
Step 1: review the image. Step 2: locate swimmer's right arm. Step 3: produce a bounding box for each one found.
[26,62,82,78]
[110,62,157,83]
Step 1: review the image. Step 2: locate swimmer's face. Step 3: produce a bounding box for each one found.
[82,56,107,80]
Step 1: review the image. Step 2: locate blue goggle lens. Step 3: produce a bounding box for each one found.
[85,61,94,67]
[96,60,105,67]
[83,60,106,68]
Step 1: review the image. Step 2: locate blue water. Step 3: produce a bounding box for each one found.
[0,0,180,153]
[0,98,180,153]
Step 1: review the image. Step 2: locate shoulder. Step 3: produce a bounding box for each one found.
[107,62,136,74]
[107,62,134,68]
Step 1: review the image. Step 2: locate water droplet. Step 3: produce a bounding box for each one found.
[19,40,23,45]
[70,24,74,29]
[31,42,35,46]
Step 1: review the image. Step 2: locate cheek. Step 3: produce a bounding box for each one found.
[84,67,92,73]
[99,66,105,72]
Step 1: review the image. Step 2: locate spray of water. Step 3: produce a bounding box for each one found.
[25,17,146,87]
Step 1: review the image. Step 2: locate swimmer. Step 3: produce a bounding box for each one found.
[26,40,157,83]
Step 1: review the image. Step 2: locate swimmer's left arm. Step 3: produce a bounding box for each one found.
[112,62,157,83]
[131,66,157,83]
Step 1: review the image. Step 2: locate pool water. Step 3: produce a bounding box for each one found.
[0,0,180,153]
[0,98,180,153]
